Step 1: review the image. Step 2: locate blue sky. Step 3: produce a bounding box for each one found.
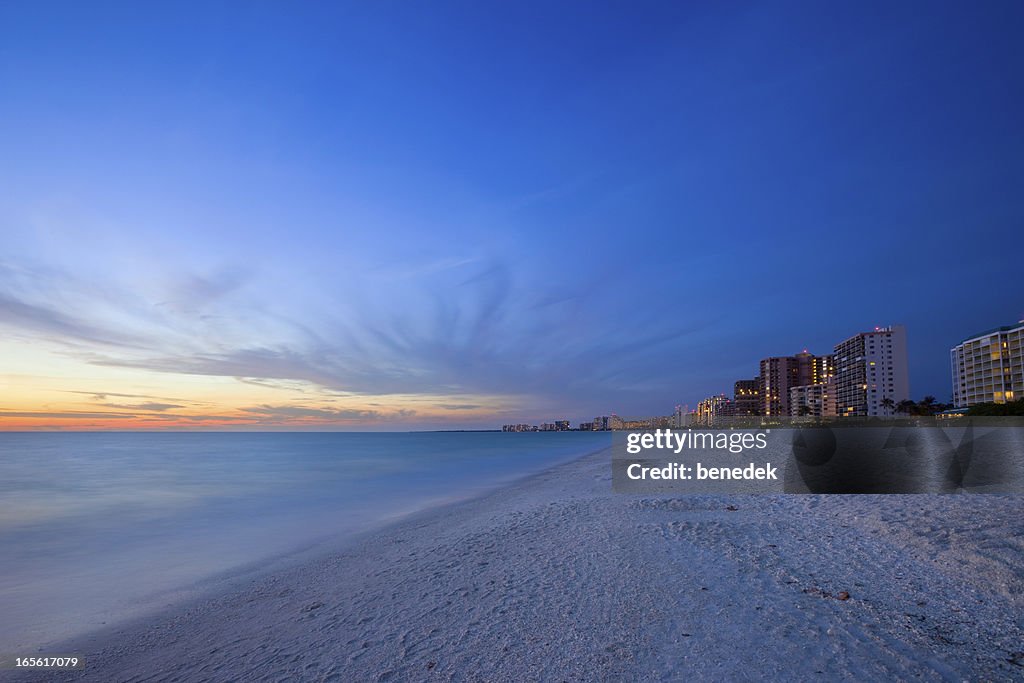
[1,1,1022,428]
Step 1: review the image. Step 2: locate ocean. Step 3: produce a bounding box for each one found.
[0,431,609,652]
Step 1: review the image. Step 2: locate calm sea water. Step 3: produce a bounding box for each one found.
[0,431,609,651]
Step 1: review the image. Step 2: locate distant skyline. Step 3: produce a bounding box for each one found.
[2,1,1023,430]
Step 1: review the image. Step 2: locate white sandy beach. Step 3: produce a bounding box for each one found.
[14,447,1024,682]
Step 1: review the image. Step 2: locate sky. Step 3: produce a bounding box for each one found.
[1,1,1023,430]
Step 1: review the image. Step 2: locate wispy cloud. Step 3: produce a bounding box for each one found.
[1,256,710,420]
[0,293,151,350]
[154,268,251,315]
[63,390,198,403]
[238,404,416,421]
[102,402,182,412]
[0,410,138,419]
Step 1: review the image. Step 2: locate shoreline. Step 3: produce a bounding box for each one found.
[4,443,611,661]
[0,433,610,656]
[11,447,1024,681]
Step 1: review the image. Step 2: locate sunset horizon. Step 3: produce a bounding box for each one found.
[4,3,1022,432]
[2,3,1022,681]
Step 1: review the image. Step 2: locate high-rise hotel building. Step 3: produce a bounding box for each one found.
[696,394,734,425]
[733,379,760,416]
[832,325,909,416]
[759,351,833,416]
[951,321,1024,407]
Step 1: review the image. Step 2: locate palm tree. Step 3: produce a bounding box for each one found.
[896,399,917,416]
[880,396,895,416]
[918,395,938,416]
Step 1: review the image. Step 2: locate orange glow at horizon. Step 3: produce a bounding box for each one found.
[0,340,517,431]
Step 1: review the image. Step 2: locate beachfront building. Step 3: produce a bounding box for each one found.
[733,379,761,416]
[620,417,669,430]
[951,320,1024,407]
[758,351,833,417]
[823,376,837,416]
[622,415,672,430]
[789,380,836,418]
[695,394,734,426]
[592,415,624,431]
[672,404,691,428]
[832,325,909,417]
[502,424,539,432]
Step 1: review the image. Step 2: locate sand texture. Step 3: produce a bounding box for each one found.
[11,448,1024,682]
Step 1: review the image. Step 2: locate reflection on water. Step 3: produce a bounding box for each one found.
[0,432,609,651]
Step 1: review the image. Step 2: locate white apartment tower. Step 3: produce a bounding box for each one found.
[951,321,1024,407]
[788,382,835,418]
[672,404,691,428]
[832,325,909,417]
